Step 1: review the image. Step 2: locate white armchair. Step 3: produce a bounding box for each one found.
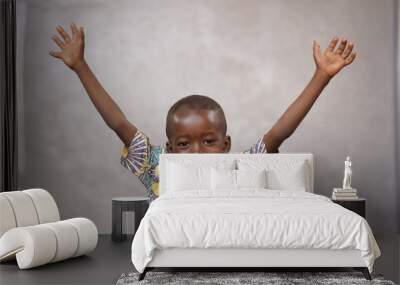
[0,188,98,269]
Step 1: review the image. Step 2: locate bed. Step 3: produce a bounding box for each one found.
[130,153,381,281]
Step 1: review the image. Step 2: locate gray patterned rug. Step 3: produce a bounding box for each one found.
[116,271,396,285]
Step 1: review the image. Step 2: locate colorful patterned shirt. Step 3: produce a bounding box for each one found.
[120,129,268,203]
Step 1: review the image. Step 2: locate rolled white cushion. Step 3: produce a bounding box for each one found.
[23,189,60,224]
[0,196,17,237]
[0,218,98,269]
[42,221,79,262]
[0,191,39,227]
[0,225,57,269]
[63,218,98,257]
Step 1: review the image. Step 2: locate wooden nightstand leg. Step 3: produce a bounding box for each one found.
[134,201,148,234]
[112,201,124,242]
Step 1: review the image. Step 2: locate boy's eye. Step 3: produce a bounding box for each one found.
[177,142,189,147]
[204,139,216,145]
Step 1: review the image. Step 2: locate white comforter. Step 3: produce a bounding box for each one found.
[131,189,381,273]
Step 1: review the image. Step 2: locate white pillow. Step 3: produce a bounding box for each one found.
[266,163,307,191]
[236,169,267,188]
[211,168,268,190]
[237,159,308,191]
[166,162,212,191]
[211,168,236,190]
[166,160,236,192]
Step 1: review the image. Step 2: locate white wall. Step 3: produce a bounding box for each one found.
[17,0,398,234]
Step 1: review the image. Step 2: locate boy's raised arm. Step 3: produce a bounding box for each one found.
[49,23,137,147]
[263,37,357,153]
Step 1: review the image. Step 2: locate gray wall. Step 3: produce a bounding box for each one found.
[396,0,400,238]
[17,0,399,234]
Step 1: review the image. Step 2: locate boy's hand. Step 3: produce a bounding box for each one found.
[263,37,357,152]
[49,23,86,72]
[313,37,357,80]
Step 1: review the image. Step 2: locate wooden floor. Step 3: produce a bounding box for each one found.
[0,234,398,284]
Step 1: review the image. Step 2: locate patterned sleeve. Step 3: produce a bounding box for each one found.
[120,129,151,176]
[242,136,268,154]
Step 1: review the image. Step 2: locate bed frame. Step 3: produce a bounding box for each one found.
[138,153,371,281]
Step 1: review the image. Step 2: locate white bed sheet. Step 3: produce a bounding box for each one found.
[131,189,380,273]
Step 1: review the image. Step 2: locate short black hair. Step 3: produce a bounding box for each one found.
[166,94,227,140]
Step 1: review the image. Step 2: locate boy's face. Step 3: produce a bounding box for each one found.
[166,108,231,153]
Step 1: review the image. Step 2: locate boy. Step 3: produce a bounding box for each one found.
[49,23,356,202]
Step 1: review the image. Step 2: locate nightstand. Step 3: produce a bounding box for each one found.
[332,198,366,218]
[112,196,149,242]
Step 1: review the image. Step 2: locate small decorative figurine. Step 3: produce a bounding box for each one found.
[342,156,352,189]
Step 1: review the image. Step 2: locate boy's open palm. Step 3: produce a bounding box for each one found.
[313,37,357,79]
[49,23,85,72]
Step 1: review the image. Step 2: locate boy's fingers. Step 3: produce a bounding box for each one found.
[313,41,321,62]
[325,37,339,52]
[71,22,79,37]
[52,35,65,49]
[342,42,354,59]
[70,24,76,37]
[79,26,85,39]
[49,50,62,59]
[56,25,71,43]
[345,52,356,65]
[334,38,347,55]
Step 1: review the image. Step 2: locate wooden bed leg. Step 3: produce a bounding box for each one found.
[354,267,372,280]
[138,267,148,281]
[361,268,372,280]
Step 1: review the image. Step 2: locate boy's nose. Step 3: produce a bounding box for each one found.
[192,143,202,153]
